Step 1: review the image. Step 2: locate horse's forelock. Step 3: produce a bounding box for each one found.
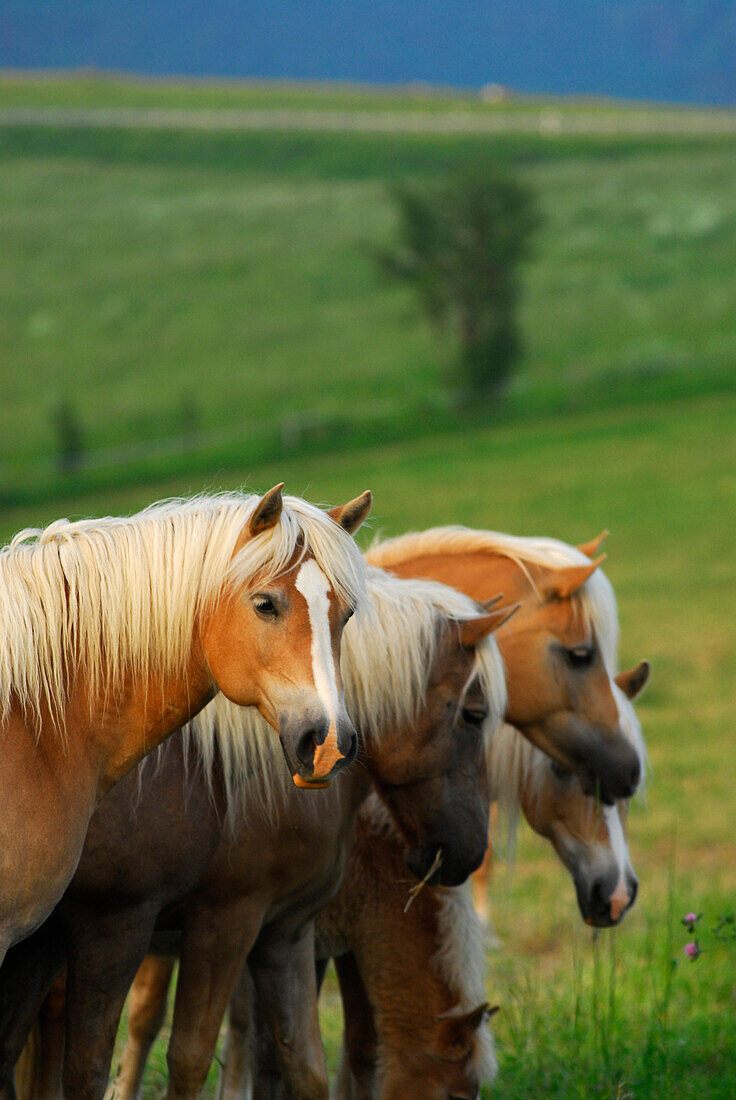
[342,567,506,747]
[225,494,367,612]
[369,525,621,669]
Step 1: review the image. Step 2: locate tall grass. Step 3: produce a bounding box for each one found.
[486,878,735,1099]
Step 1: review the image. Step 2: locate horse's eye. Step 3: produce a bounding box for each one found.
[551,760,573,782]
[344,605,355,624]
[253,595,278,618]
[565,644,595,669]
[461,707,487,728]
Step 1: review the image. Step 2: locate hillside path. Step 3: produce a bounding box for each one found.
[2,104,736,135]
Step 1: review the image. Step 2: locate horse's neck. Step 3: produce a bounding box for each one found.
[71,654,217,800]
[345,824,450,1027]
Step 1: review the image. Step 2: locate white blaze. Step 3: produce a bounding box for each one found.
[602,803,631,921]
[295,558,340,740]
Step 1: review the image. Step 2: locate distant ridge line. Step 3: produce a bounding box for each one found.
[2,105,736,136]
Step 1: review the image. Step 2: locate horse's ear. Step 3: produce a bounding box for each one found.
[437,1003,499,1057]
[577,530,609,558]
[615,660,650,700]
[248,484,284,537]
[541,555,606,600]
[328,490,372,535]
[459,602,520,648]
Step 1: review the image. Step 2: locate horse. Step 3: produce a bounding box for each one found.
[366,526,646,806]
[0,485,371,965]
[3,564,509,1100]
[109,687,648,1100]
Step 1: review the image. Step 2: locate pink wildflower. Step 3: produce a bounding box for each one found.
[684,941,700,960]
[684,912,698,925]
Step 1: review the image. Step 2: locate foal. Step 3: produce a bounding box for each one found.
[0,486,370,963]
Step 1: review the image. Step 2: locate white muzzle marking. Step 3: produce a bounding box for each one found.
[602,803,631,922]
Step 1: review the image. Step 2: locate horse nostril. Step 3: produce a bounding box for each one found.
[344,729,358,765]
[629,758,641,791]
[589,880,609,921]
[628,877,638,908]
[295,728,320,767]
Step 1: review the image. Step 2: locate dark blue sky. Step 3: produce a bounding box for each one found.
[3,1,736,105]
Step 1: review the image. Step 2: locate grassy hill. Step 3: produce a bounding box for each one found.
[1,77,736,507]
[1,77,735,1097]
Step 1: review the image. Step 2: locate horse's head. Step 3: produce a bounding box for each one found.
[200,485,372,787]
[349,578,510,888]
[521,758,639,927]
[486,545,647,805]
[380,1003,497,1100]
[508,665,648,927]
[366,530,647,806]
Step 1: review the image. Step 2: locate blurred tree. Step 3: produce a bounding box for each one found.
[380,172,538,401]
[51,399,84,474]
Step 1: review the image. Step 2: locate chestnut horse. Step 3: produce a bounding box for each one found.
[3,565,508,1100]
[0,485,371,965]
[320,691,647,1100]
[481,673,647,930]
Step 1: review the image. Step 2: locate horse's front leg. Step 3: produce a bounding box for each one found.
[106,955,176,1100]
[165,900,261,1100]
[248,922,328,1100]
[61,904,158,1100]
[219,965,257,1100]
[20,974,67,1100]
[332,952,377,1100]
[0,916,66,1100]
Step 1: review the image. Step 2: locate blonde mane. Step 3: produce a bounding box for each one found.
[184,564,507,828]
[433,886,498,1084]
[0,492,366,733]
[342,565,506,748]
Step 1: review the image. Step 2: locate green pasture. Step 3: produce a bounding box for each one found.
[1,78,734,1097]
[1,86,736,506]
